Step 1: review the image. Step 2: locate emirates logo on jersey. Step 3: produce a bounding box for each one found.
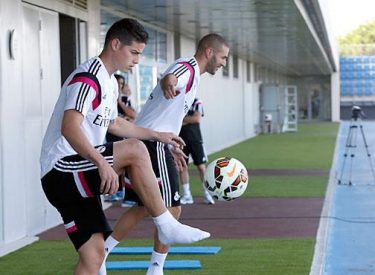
[93,115,111,127]
[93,107,112,127]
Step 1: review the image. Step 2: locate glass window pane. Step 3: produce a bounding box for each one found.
[143,27,156,60]
[157,32,167,63]
[139,64,154,106]
[246,61,251,82]
[223,56,230,77]
[233,55,238,78]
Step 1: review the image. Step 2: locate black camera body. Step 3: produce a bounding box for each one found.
[352,106,363,120]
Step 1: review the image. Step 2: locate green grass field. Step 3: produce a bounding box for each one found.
[0,239,314,275]
[0,122,339,274]
[190,122,338,198]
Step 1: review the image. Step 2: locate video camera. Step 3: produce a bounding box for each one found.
[352,106,365,120]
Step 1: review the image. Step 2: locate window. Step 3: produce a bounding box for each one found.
[233,55,238,78]
[142,28,156,60]
[142,27,167,63]
[100,12,167,63]
[157,32,167,63]
[222,55,230,77]
[254,64,259,81]
[139,64,157,106]
[246,61,251,82]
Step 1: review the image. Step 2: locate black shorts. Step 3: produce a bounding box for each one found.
[183,140,207,166]
[124,140,180,207]
[179,123,207,166]
[41,143,113,250]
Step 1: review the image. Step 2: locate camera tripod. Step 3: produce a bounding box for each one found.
[338,116,375,185]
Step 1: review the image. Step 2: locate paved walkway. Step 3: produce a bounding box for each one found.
[311,120,375,275]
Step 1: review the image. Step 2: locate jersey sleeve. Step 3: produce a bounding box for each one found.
[167,61,196,94]
[64,72,102,116]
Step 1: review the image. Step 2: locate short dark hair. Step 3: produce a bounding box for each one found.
[197,33,228,52]
[104,18,148,47]
[114,74,125,82]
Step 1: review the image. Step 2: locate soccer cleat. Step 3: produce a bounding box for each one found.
[204,191,215,205]
[180,194,194,204]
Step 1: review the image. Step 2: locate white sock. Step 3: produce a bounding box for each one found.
[153,210,210,245]
[98,235,120,275]
[146,251,167,275]
[183,183,191,195]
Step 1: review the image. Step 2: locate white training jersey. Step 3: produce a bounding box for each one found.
[135,57,201,135]
[40,57,118,177]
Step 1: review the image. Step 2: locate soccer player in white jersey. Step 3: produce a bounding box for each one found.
[40,18,210,275]
[100,33,229,275]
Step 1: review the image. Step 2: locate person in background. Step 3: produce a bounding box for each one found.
[118,82,137,122]
[179,98,215,205]
[104,75,137,202]
[106,74,136,142]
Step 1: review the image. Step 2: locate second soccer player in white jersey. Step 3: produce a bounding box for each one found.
[100,33,229,275]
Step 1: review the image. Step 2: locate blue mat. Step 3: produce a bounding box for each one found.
[106,260,201,270]
[111,246,221,255]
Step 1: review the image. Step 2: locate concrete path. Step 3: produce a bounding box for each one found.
[311,120,375,275]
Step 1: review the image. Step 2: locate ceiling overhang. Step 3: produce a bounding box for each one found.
[101,0,336,77]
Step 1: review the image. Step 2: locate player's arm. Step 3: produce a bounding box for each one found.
[124,106,137,120]
[61,109,119,195]
[118,100,137,120]
[117,97,127,115]
[108,117,185,149]
[160,73,179,99]
[118,98,137,120]
[169,145,188,172]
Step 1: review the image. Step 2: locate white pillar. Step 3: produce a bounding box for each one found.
[331,72,340,122]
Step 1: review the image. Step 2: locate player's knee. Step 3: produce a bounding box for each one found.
[78,247,104,272]
[197,165,205,175]
[117,138,149,162]
[92,248,105,270]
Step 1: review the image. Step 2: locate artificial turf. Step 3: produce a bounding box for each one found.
[0,239,315,275]
[0,122,339,274]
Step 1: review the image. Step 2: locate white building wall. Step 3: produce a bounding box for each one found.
[0,0,101,256]
[317,0,340,121]
[179,35,196,57]
[0,0,38,255]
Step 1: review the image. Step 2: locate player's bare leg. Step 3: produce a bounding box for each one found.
[197,163,214,204]
[146,206,181,275]
[99,206,148,275]
[112,139,210,244]
[180,166,194,204]
[99,139,210,275]
[75,233,105,274]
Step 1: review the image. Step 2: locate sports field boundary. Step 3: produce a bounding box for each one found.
[309,122,342,275]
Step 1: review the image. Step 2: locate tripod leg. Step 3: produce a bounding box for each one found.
[358,122,375,184]
[348,124,358,185]
[338,120,356,185]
